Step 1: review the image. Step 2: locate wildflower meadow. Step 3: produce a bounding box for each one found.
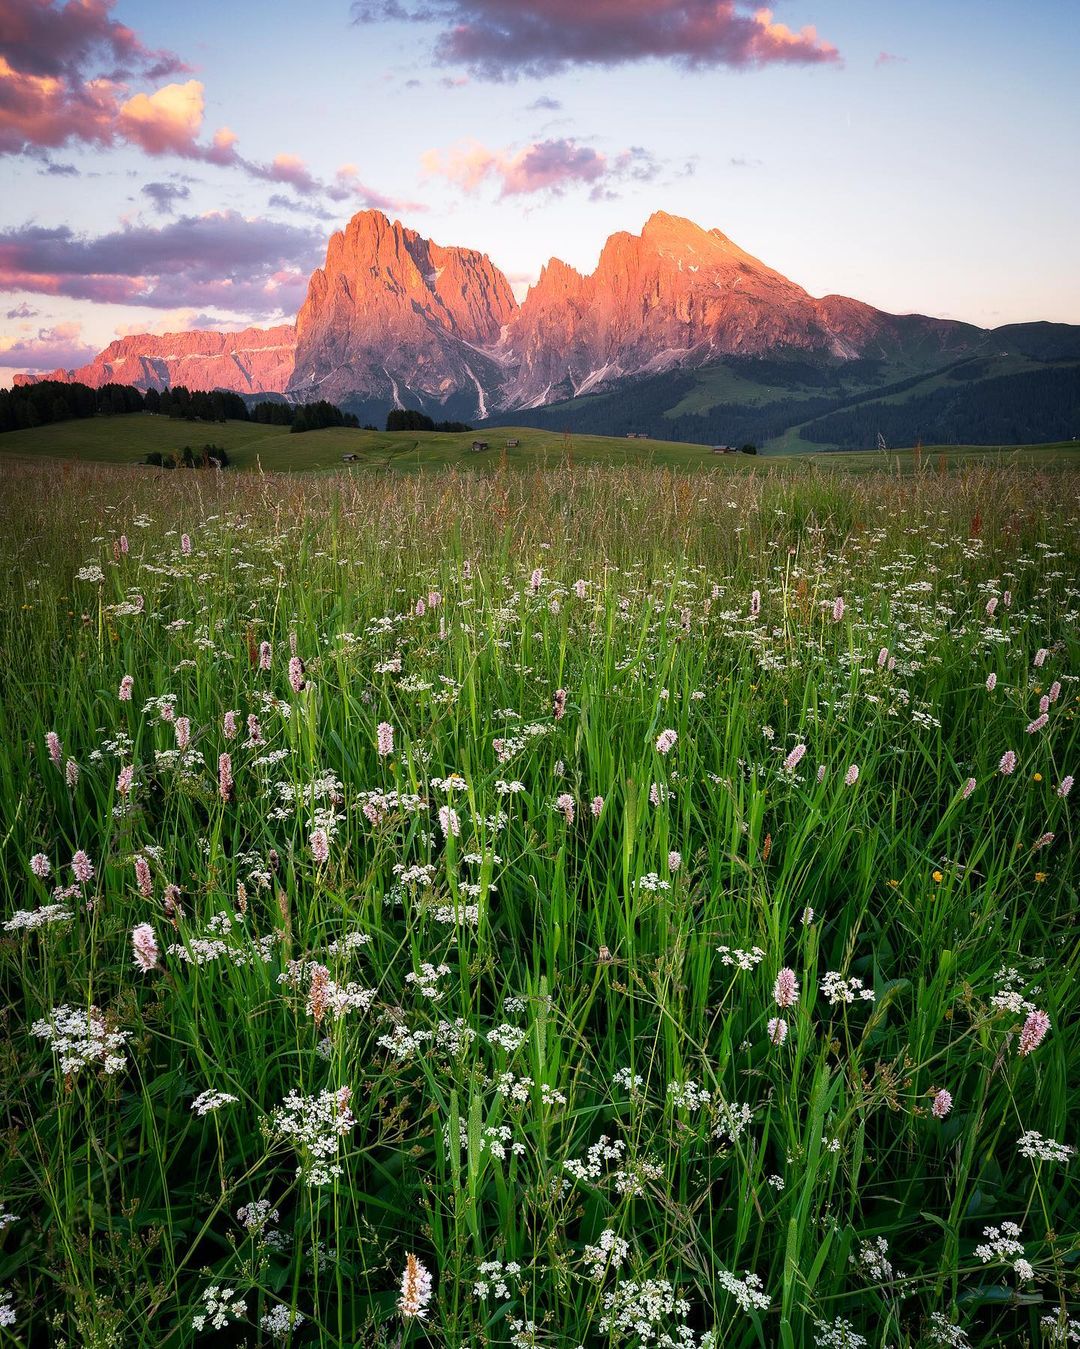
[0,459,1076,1348]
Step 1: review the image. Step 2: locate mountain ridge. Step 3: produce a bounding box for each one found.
[14,209,1079,447]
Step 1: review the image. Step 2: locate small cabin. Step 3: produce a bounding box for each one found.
[505,438,520,448]
[625,432,648,440]
[342,453,358,462]
[711,445,736,455]
[471,440,489,451]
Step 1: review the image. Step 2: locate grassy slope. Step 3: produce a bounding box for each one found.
[1,412,1077,476]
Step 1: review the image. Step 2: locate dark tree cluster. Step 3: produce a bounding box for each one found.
[144,444,231,469]
[290,401,360,434]
[0,379,142,432]
[384,409,472,433]
[1,379,365,439]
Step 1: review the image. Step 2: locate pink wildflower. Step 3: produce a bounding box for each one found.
[288,656,305,693]
[218,753,233,802]
[986,672,997,692]
[655,728,677,754]
[750,589,761,618]
[174,717,190,752]
[767,1017,788,1046]
[259,641,272,670]
[831,596,845,622]
[310,828,329,865]
[961,776,977,800]
[668,850,681,873]
[131,923,159,972]
[30,853,51,878]
[877,647,889,667]
[119,534,129,555]
[65,758,79,788]
[844,763,859,787]
[529,568,542,593]
[398,1252,433,1321]
[590,795,604,818]
[46,731,62,766]
[985,597,998,617]
[1033,832,1054,850]
[246,713,263,745]
[377,721,394,757]
[415,597,426,617]
[134,856,152,898]
[1018,1009,1050,1057]
[116,764,134,797]
[932,1089,952,1119]
[118,674,133,702]
[1058,775,1073,798]
[438,805,460,838]
[1034,648,1048,668]
[1048,681,1061,703]
[816,764,827,783]
[555,793,575,824]
[773,968,799,1008]
[782,744,806,773]
[180,533,192,555]
[574,578,587,599]
[553,689,567,721]
[71,850,94,884]
[223,710,238,740]
[999,750,1017,775]
[1025,713,1048,734]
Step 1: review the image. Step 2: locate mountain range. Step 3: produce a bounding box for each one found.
[18,209,1080,449]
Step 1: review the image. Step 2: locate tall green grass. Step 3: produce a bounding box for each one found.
[0,460,1076,1348]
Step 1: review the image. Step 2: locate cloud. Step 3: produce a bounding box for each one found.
[0,2,409,214]
[353,0,840,79]
[5,300,38,318]
[141,180,191,214]
[423,135,661,198]
[729,154,762,167]
[0,210,324,318]
[0,0,193,155]
[0,319,97,372]
[326,163,427,213]
[874,50,906,67]
[527,95,561,111]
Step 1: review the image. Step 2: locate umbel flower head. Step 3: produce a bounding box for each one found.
[398,1252,433,1320]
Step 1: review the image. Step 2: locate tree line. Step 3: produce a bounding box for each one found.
[0,379,360,436]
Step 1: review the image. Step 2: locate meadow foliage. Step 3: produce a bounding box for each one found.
[0,460,1076,1347]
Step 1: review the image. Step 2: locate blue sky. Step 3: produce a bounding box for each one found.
[2,0,1078,382]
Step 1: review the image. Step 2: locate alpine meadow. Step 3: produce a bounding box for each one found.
[2,1,1080,1346]
[0,457,1076,1347]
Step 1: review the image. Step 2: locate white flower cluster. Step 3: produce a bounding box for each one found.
[474,1259,522,1300]
[584,1228,630,1282]
[814,1318,867,1348]
[4,904,73,932]
[667,1079,712,1111]
[564,1134,627,1184]
[820,971,876,1005]
[1040,1311,1080,1347]
[926,1313,971,1348]
[716,945,765,971]
[974,1221,1033,1281]
[850,1235,895,1283]
[192,1285,246,1333]
[31,1005,129,1077]
[479,1125,526,1161]
[191,1089,239,1116]
[488,1023,527,1053]
[598,1278,695,1346]
[406,962,452,999]
[266,1086,354,1186]
[716,1269,770,1312]
[260,1305,305,1339]
[1017,1130,1074,1164]
[236,1198,279,1232]
[713,1099,753,1144]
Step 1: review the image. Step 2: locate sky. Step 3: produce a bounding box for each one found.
[2,0,1078,384]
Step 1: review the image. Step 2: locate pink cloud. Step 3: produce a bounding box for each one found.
[874,50,906,67]
[354,0,840,78]
[0,211,323,318]
[0,318,97,371]
[423,136,660,198]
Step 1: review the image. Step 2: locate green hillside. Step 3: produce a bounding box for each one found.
[1,410,1077,475]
